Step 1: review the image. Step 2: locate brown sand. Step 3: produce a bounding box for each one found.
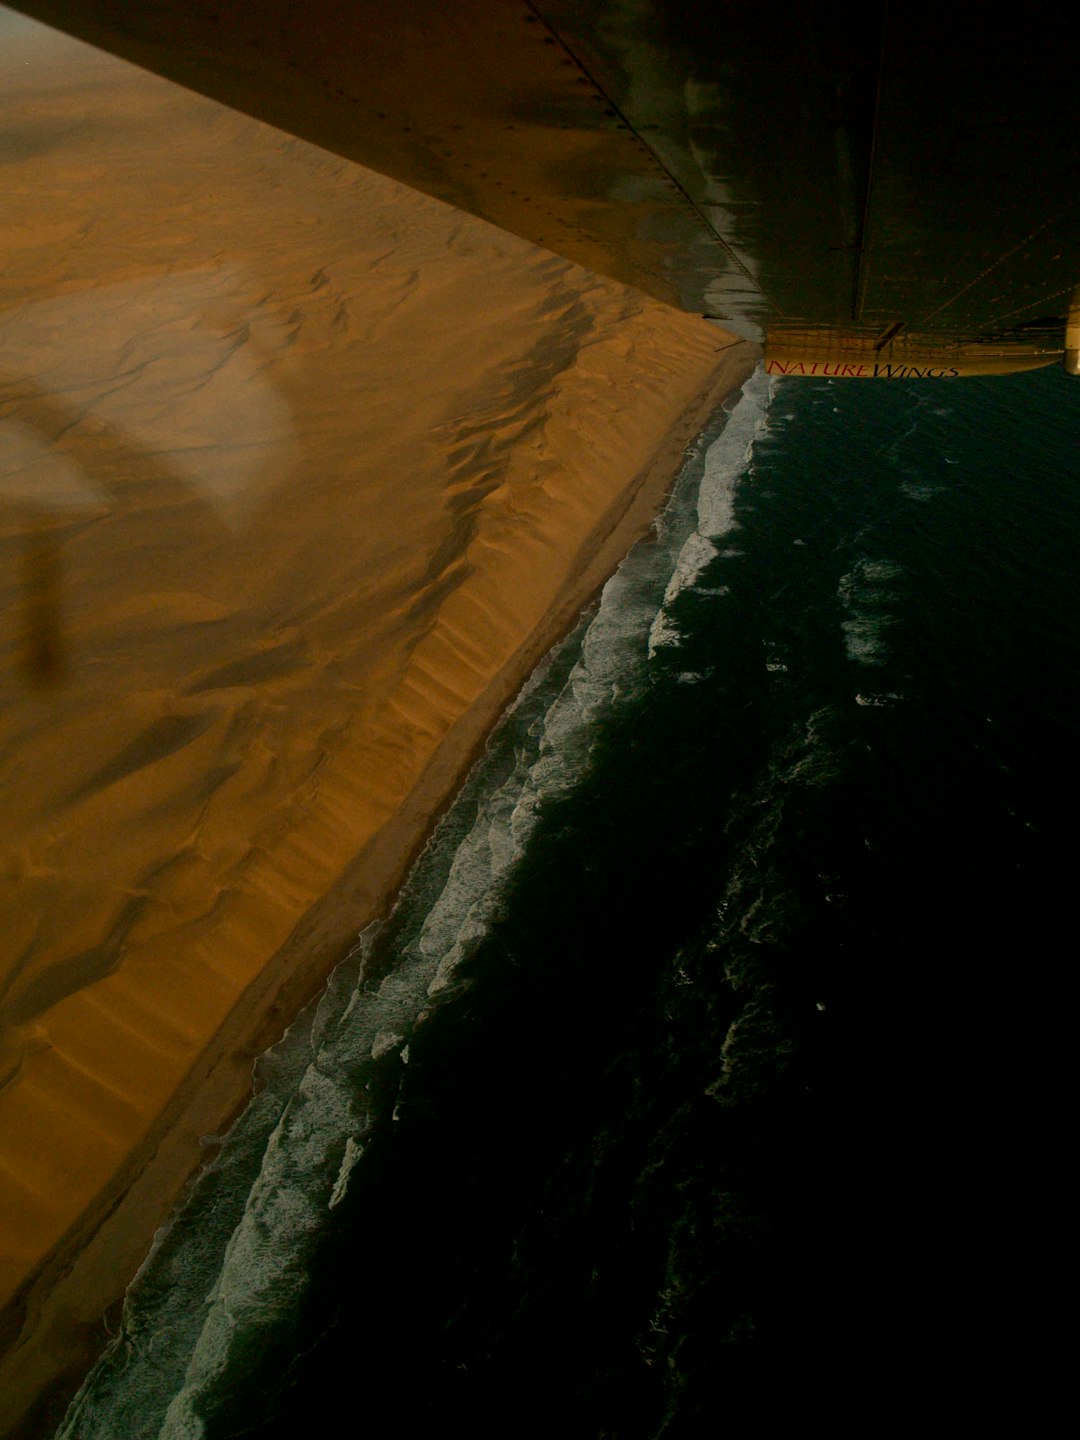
[0,13,756,1432]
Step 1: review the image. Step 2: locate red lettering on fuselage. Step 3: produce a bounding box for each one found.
[766,359,961,378]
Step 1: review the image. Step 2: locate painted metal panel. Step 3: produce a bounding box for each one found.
[7,0,1080,373]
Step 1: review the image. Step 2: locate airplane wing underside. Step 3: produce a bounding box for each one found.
[7,0,1080,376]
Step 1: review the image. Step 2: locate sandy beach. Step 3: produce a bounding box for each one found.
[0,14,754,1433]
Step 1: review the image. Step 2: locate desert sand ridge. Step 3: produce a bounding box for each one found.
[0,14,755,1432]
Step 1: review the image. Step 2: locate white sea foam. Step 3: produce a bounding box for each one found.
[900,476,944,502]
[647,608,683,655]
[838,557,903,665]
[665,531,719,599]
[328,1136,365,1210]
[370,1030,404,1059]
[648,367,775,654]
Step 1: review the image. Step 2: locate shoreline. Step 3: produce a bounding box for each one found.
[1,338,757,1439]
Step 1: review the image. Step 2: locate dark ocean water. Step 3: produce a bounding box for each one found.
[58,365,1078,1437]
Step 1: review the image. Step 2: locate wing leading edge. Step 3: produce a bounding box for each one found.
[7,0,1080,377]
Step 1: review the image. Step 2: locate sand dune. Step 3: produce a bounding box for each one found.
[0,12,755,1431]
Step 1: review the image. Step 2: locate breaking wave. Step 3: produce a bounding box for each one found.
[648,367,775,655]
[838,556,903,665]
